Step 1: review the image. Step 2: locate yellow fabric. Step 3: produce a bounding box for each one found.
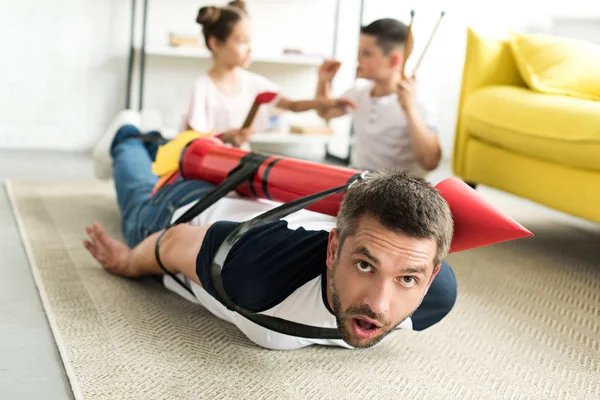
[462,139,600,224]
[453,28,526,175]
[509,30,600,101]
[463,86,600,171]
[152,130,211,176]
[151,170,179,196]
[453,28,600,224]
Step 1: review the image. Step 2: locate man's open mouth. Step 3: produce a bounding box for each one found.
[351,317,381,340]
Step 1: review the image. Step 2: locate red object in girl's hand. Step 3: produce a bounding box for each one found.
[241,92,279,129]
[255,91,278,104]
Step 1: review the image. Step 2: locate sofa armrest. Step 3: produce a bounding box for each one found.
[453,28,526,176]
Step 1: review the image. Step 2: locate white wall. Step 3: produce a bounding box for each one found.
[0,0,130,151]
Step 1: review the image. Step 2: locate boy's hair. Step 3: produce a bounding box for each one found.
[196,0,248,51]
[360,18,408,54]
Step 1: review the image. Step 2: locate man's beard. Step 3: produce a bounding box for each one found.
[329,259,422,348]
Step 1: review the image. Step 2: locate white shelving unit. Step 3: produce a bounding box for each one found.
[143,45,324,66]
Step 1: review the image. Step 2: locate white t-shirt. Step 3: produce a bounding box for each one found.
[164,195,413,350]
[180,70,280,134]
[342,80,438,178]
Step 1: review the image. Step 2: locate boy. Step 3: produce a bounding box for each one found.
[316,18,441,177]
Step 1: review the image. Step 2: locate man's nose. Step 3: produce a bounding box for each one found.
[364,281,393,316]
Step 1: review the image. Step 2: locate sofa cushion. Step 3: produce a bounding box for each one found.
[463,85,600,171]
[509,31,600,101]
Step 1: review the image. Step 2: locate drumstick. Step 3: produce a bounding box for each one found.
[412,11,445,76]
[241,91,279,129]
[401,10,415,80]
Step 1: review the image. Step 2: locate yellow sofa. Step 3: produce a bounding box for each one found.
[453,28,600,224]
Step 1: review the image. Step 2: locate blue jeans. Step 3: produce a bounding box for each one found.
[110,125,215,247]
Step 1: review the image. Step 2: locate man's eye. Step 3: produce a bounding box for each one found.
[354,261,373,273]
[399,277,416,288]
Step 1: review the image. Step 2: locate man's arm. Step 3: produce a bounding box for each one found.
[83,222,210,286]
[397,78,442,171]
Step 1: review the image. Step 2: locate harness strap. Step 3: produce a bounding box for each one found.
[154,153,266,295]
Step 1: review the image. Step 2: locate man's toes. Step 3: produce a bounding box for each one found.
[92,224,110,243]
[89,231,107,254]
[95,226,109,241]
[84,240,98,258]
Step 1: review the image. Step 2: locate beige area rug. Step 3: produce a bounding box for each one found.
[6,180,600,400]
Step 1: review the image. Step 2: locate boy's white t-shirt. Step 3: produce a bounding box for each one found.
[181,69,279,134]
[342,79,438,178]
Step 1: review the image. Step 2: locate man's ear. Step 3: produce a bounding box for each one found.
[424,264,441,295]
[326,229,340,271]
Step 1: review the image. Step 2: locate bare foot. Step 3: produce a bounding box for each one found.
[83,222,136,277]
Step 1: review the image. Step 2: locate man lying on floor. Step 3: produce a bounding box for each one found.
[84,115,457,350]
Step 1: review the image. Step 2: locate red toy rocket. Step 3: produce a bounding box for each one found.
[176,137,533,253]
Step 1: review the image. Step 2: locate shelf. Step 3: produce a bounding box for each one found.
[250,132,331,144]
[142,45,324,66]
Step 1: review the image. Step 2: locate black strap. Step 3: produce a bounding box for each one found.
[209,171,369,339]
[175,154,268,225]
[155,153,266,296]
[261,157,282,200]
[154,228,193,295]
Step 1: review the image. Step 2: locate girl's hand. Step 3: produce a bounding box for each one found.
[317,97,357,112]
[220,128,255,147]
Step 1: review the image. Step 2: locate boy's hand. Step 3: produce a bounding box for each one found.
[397,76,418,113]
[318,59,341,82]
[332,97,357,111]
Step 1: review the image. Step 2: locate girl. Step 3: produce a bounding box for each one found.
[181,0,355,147]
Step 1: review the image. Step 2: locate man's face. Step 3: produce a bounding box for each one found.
[327,215,440,348]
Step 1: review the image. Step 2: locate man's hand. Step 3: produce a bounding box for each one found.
[397,76,418,113]
[318,59,341,83]
[84,222,134,277]
[220,128,255,147]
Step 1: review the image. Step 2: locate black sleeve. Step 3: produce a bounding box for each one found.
[410,260,457,331]
[196,220,329,312]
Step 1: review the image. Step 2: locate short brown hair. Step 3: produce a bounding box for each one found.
[196,1,248,51]
[337,170,453,266]
[360,18,408,54]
